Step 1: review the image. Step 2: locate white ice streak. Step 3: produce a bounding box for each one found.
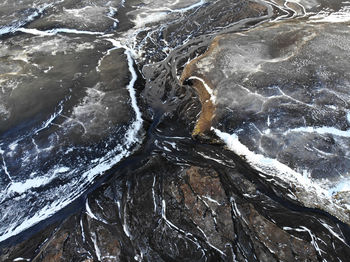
[107,7,119,27]
[197,151,227,165]
[13,258,30,262]
[91,231,102,261]
[131,12,168,29]
[214,128,327,195]
[214,128,350,224]
[7,167,69,194]
[0,193,77,242]
[310,6,350,23]
[169,0,207,14]
[0,3,53,35]
[0,40,143,243]
[152,176,157,212]
[161,199,181,231]
[300,226,325,256]
[80,217,86,243]
[85,199,99,221]
[164,141,177,149]
[9,142,18,152]
[189,76,216,104]
[34,104,64,135]
[17,27,104,36]
[284,226,325,256]
[123,204,131,238]
[230,197,244,222]
[0,146,13,182]
[203,195,220,205]
[130,0,207,28]
[283,126,350,138]
[196,225,226,256]
[329,180,350,196]
[107,39,143,146]
[0,104,10,120]
[161,199,206,253]
[319,220,348,245]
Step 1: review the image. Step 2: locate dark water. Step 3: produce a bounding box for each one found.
[1,0,350,261]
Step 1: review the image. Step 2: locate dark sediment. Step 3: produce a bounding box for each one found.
[2,155,350,261]
[2,0,350,261]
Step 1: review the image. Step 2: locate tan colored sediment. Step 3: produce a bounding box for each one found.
[180,36,220,83]
[180,37,221,137]
[190,78,215,136]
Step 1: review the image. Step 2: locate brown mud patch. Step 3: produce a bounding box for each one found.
[180,37,221,138]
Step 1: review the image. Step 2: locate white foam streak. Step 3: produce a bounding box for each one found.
[47,28,104,36]
[17,28,55,36]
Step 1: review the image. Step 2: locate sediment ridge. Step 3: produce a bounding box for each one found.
[180,37,221,137]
